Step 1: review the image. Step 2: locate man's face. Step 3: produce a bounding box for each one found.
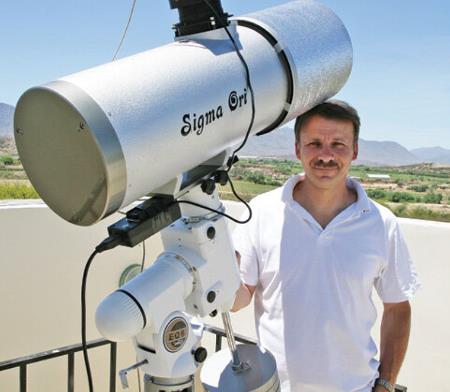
[295,115,358,190]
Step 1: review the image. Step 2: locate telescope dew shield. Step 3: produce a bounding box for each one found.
[14,0,352,226]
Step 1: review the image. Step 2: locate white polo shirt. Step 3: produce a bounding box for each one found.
[233,175,420,392]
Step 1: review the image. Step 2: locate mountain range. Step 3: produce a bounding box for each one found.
[239,127,450,166]
[1,103,449,165]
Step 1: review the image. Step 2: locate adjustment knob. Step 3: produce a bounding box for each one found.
[194,347,208,363]
[201,179,216,195]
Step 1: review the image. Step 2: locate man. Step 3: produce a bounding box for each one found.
[232,100,420,392]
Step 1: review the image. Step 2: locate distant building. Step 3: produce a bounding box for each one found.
[367,174,391,180]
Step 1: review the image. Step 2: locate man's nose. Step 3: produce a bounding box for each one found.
[317,145,334,161]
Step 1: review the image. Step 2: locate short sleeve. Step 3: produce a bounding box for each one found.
[375,221,421,302]
[232,214,260,287]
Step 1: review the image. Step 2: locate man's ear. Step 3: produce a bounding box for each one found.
[352,140,359,161]
[295,140,302,161]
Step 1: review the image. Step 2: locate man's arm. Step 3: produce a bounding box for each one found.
[231,251,256,312]
[374,301,411,391]
[231,282,256,312]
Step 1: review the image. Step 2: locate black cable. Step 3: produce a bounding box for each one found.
[200,0,256,171]
[227,175,252,223]
[176,173,252,224]
[81,250,100,392]
[178,0,256,225]
[80,237,121,392]
[112,0,137,61]
[176,199,249,224]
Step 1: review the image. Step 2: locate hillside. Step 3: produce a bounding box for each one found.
[0,103,14,138]
[1,104,449,166]
[356,139,421,166]
[240,127,424,166]
[240,127,296,158]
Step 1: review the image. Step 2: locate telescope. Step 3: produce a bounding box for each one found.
[14,0,352,390]
[14,0,351,227]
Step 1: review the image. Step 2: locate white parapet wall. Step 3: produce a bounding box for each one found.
[392,218,450,390]
[0,200,162,391]
[0,200,449,391]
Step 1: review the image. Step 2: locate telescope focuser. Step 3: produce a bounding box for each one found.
[169,0,231,37]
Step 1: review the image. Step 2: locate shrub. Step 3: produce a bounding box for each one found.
[0,156,14,165]
[392,204,408,216]
[367,189,387,200]
[423,193,443,204]
[390,192,416,203]
[246,172,266,185]
[407,184,428,192]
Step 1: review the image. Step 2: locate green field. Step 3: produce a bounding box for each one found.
[1,155,449,223]
[219,180,277,201]
[225,158,450,223]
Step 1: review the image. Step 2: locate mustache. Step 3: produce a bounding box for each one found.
[313,159,339,168]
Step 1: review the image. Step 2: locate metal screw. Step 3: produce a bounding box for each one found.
[207,291,216,303]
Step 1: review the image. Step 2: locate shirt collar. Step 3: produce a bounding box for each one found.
[347,177,372,214]
[281,174,372,216]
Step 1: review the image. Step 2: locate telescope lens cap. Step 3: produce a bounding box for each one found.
[14,81,127,226]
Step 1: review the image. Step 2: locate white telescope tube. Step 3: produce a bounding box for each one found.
[14,0,352,226]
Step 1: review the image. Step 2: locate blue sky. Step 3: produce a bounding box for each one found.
[1,0,449,149]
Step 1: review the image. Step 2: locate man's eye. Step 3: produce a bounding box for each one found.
[308,142,320,147]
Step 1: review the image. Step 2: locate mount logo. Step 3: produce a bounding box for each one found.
[163,317,189,353]
[181,88,248,136]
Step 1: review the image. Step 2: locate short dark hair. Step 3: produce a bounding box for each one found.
[294,100,360,142]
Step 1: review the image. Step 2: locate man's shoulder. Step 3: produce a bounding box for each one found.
[350,178,398,228]
[250,185,285,208]
[366,197,399,230]
[244,185,287,226]
[250,174,300,209]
